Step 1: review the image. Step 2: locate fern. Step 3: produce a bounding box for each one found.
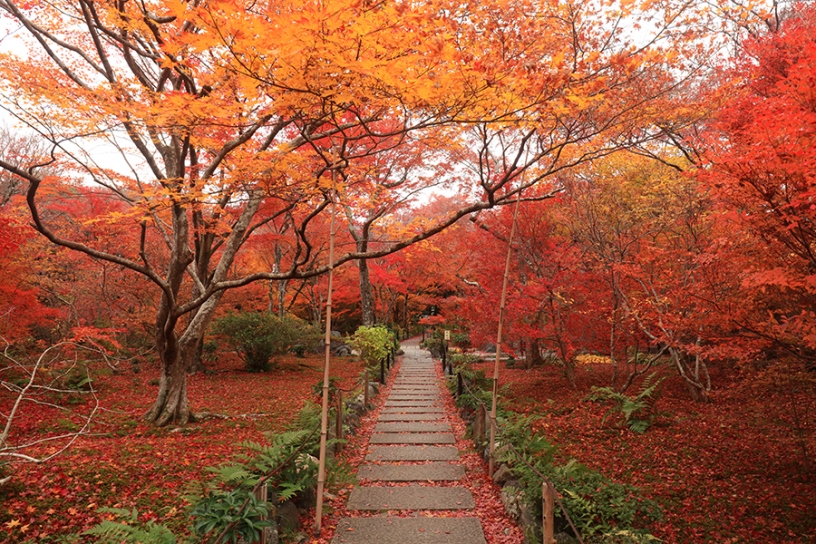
[586,373,664,433]
[83,508,178,544]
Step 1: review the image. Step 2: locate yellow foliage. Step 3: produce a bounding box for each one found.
[575,354,613,365]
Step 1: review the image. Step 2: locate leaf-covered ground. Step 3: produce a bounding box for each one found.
[468,359,816,543]
[0,353,365,543]
[4,351,813,543]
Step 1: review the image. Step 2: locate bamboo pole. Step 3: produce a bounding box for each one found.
[314,181,337,536]
[489,194,521,477]
[543,481,555,544]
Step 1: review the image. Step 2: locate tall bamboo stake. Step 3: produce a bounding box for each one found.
[489,194,521,477]
[314,181,337,535]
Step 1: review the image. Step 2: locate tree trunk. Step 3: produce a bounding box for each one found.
[563,360,577,388]
[527,338,543,369]
[358,240,375,326]
[670,347,710,402]
[403,293,409,338]
[186,337,206,373]
[145,338,195,426]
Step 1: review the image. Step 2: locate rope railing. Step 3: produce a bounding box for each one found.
[457,370,585,544]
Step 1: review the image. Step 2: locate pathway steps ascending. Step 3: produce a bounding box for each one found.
[330,338,488,544]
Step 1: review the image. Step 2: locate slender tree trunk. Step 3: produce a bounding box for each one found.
[527,338,543,369]
[670,347,710,402]
[609,275,621,388]
[358,239,375,326]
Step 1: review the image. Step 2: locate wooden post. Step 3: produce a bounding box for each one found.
[474,404,486,444]
[254,484,268,544]
[363,369,369,407]
[457,371,463,398]
[335,391,343,453]
[380,358,385,384]
[543,481,555,544]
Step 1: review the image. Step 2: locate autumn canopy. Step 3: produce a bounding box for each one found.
[0,0,706,424]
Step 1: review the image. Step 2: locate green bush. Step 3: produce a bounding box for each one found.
[450,353,482,368]
[348,325,395,369]
[212,312,321,372]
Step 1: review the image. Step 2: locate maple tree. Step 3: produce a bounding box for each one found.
[701,2,816,365]
[0,0,715,425]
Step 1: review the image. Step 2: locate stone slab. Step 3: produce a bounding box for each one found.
[374,422,451,433]
[377,413,446,422]
[357,462,464,482]
[366,445,459,461]
[385,401,440,407]
[332,517,486,544]
[390,387,438,391]
[388,396,440,401]
[382,407,444,414]
[369,433,455,444]
[346,486,474,510]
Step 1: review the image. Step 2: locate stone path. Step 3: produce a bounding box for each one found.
[331,339,487,544]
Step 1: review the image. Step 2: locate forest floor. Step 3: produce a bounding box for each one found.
[0,352,365,543]
[468,358,816,543]
[2,351,814,543]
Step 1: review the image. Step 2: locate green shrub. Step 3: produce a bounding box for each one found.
[191,488,272,543]
[450,331,471,348]
[188,429,323,542]
[450,353,481,368]
[212,313,321,372]
[348,325,394,369]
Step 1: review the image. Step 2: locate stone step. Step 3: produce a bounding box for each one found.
[366,445,459,461]
[346,485,475,511]
[384,401,440,407]
[357,462,464,482]
[332,517,486,544]
[382,407,444,414]
[389,390,438,395]
[374,422,451,433]
[369,433,455,444]
[378,413,445,422]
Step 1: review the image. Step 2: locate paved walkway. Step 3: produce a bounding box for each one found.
[331,339,487,544]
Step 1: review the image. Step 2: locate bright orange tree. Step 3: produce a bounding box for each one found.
[0,0,711,425]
